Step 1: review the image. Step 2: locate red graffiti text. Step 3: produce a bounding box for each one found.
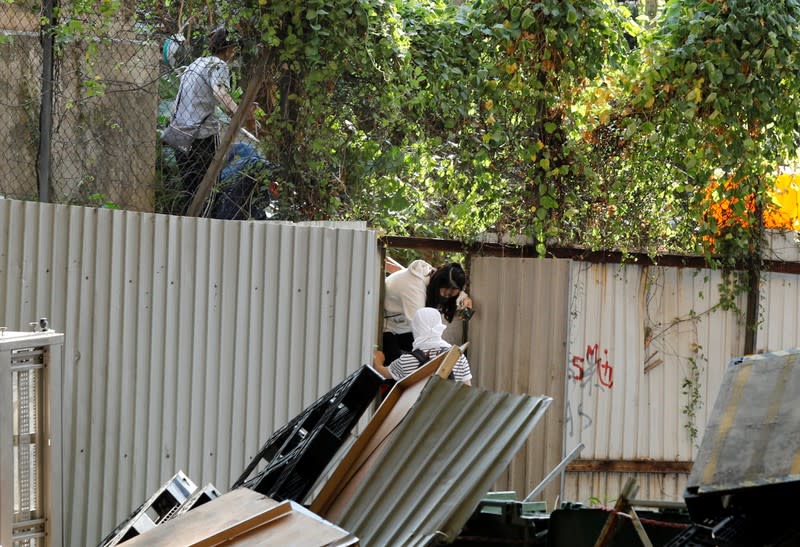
[571,343,614,388]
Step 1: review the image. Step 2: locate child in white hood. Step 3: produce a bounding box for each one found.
[374,307,472,385]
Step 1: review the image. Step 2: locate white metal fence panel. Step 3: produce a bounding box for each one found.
[468,256,570,508]
[759,231,800,353]
[765,230,800,262]
[0,199,379,546]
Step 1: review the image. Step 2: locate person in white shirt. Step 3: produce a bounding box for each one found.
[167,27,254,213]
[374,307,473,385]
[382,260,473,364]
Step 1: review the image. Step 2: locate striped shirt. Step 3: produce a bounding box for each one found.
[388,346,472,383]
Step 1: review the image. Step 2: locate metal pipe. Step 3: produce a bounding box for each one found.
[523,442,584,502]
[628,499,687,510]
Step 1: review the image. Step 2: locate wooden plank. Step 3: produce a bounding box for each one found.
[229,507,357,546]
[311,350,456,520]
[190,500,292,547]
[567,459,693,474]
[187,49,270,217]
[123,489,283,546]
[124,488,356,546]
[435,346,462,379]
[594,478,638,547]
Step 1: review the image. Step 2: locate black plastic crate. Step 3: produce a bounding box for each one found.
[232,365,383,502]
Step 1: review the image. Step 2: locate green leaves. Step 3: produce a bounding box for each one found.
[138,0,800,257]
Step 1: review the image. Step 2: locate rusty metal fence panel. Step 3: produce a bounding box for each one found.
[467,256,570,509]
[563,262,746,504]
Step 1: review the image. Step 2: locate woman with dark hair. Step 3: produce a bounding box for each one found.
[426,262,467,323]
[382,260,473,365]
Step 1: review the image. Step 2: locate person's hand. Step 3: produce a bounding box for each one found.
[373,350,385,367]
[457,295,474,321]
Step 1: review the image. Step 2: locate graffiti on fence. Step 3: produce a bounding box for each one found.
[566,343,614,440]
[569,343,614,389]
[565,400,594,438]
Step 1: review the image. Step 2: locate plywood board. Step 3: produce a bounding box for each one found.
[124,488,356,547]
[312,348,462,520]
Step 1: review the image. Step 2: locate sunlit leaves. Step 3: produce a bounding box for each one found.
[131,0,800,259]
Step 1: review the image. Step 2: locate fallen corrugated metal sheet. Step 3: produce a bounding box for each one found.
[312,349,461,521]
[331,376,552,546]
[468,256,570,507]
[687,348,800,494]
[123,488,358,546]
[0,199,379,546]
[679,348,800,543]
[564,262,746,503]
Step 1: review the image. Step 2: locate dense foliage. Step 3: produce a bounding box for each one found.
[53,0,800,259]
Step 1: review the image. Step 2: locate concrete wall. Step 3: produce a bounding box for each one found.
[0,1,159,210]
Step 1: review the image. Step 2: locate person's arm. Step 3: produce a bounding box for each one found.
[212,82,238,115]
[372,350,394,380]
[213,82,259,136]
[385,256,404,274]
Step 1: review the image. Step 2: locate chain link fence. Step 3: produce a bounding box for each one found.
[0,1,278,218]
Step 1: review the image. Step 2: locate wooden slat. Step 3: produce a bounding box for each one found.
[191,500,292,547]
[311,351,456,520]
[567,459,693,474]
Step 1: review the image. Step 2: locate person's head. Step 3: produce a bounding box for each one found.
[411,307,447,350]
[425,263,466,323]
[209,27,237,59]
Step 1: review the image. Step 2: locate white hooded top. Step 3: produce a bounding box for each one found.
[383,259,435,335]
[387,307,473,383]
[411,307,448,351]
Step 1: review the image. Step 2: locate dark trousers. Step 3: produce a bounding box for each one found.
[382,331,414,366]
[175,135,217,214]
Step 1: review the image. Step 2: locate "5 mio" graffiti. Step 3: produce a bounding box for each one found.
[570,343,614,388]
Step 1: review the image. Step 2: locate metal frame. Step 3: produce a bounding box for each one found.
[0,329,64,547]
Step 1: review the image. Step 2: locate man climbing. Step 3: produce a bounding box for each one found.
[163,27,256,214]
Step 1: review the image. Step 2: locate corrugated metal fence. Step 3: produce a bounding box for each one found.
[562,262,744,503]
[0,199,379,546]
[468,253,800,508]
[4,199,800,543]
[468,257,570,508]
